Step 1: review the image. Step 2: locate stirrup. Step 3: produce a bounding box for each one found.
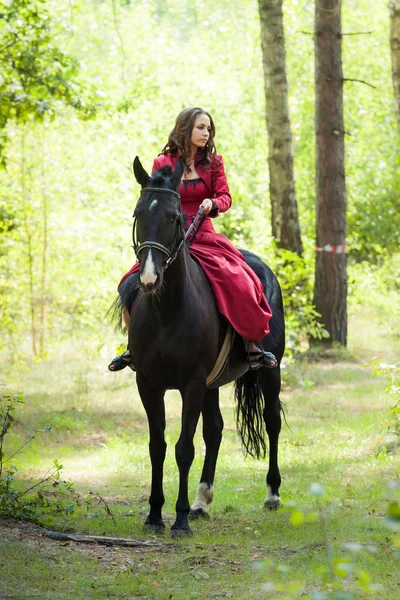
[247,349,278,370]
[108,350,135,372]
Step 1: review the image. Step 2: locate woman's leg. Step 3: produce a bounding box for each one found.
[108,307,134,372]
[108,272,140,372]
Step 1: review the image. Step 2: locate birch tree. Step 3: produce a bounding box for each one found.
[314,0,347,345]
[258,0,303,255]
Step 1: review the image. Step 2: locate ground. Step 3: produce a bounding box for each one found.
[0,307,399,599]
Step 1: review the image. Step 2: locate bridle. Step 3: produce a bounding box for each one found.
[132,187,205,270]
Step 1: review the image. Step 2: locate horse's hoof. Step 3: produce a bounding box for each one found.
[171,525,193,538]
[144,520,165,535]
[188,508,210,520]
[263,495,281,511]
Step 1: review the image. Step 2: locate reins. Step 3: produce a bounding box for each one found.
[132,187,205,270]
[184,205,205,244]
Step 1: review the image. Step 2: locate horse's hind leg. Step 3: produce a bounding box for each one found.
[189,388,223,520]
[258,367,282,510]
[136,374,167,532]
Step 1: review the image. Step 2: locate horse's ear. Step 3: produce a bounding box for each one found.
[170,156,184,191]
[133,156,150,187]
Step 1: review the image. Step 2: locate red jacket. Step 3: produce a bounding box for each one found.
[152,151,232,217]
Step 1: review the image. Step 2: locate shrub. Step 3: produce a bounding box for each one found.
[0,384,84,527]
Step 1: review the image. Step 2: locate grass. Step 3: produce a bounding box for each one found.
[0,308,399,600]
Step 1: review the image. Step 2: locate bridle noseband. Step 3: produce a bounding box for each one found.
[132,187,204,270]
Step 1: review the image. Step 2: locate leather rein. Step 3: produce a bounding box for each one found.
[132,187,205,270]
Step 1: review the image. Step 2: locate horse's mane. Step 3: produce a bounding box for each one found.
[151,166,173,185]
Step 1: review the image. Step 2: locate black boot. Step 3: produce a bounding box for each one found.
[247,347,278,370]
[108,350,135,372]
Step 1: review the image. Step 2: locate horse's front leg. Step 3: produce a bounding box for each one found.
[172,378,206,536]
[136,374,167,532]
[189,388,223,519]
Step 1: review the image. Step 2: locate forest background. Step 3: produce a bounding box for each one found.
[1,0,399,362]
[1,1,400,597]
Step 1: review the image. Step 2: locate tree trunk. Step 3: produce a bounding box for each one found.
[390,0,400,133]
[20,130,37,356]
[314,0,347,346]
[39,127,48,355]
[258,0,303,255]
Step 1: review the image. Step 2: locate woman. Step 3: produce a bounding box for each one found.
[109,107,277,371]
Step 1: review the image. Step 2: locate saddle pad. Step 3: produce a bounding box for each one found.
[206,325,234,386]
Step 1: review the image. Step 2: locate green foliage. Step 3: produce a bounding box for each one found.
[347,153,400,262]
[342,5,400,262]
[0,383,89,527]
[271,244,329,355]
[372,361,400,442]
[386,483,400,542]
[0,205,16,242]
[348,255,400,310]
[259,483,397,599]
[0,0,398,356]
[0,0,95,160]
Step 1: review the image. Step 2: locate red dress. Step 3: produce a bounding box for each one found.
[119,152,272,342]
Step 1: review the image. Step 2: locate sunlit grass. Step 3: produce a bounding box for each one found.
[1,307,399,599]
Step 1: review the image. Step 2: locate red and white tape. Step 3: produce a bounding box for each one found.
[315,244,347,254]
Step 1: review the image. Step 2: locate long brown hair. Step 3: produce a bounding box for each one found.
[160,107,219,171]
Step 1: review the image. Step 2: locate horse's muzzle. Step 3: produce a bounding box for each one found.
[140,276,160,294]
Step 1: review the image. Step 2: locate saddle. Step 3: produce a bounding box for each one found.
[206,325,234,386]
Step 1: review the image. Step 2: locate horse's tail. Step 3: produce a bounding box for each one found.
[105,295,125,333]
[234,371,266,459]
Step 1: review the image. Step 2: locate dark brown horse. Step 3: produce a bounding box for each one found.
[124,156,285,536]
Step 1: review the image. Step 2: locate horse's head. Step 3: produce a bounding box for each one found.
[132,156,185,294]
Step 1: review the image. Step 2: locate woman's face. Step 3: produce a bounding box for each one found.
[190,114,211,151]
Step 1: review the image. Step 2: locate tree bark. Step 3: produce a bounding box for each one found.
[314,0,347,346]
[258,0,303,255]
[39,127,48,355]
[390,0,400,133]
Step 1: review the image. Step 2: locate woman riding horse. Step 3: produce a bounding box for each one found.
[109,107,277,371]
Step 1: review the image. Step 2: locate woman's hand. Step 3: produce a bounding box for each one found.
[200,198,213,214]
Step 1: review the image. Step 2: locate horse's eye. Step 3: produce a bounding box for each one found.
[170,216,176,224]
